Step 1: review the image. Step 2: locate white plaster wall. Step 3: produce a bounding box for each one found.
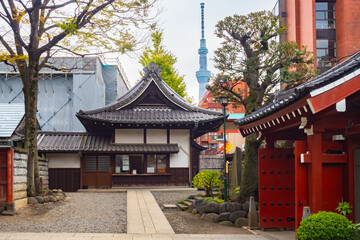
[170,129,190,168]
[146,129,167,143]
[115,129,144,143]
[47,153,80,168]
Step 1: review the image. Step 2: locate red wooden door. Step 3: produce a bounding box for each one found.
[294,141,308,229]
[0,150,7,202]
[258,148,295,229]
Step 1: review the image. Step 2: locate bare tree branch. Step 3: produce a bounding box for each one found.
[37,0,115,55]
[1,0,28,50]
[40,0,75,10]
[0,34,15,55]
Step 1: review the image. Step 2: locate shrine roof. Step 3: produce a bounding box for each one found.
[235,51,360,127]
[76,63,223,129]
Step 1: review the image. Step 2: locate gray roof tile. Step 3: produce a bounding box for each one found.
[37,132,179,153]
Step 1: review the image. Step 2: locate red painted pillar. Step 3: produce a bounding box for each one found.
[7,147,13,204]
[307,131,323,213]
[347,140,355,222]
[295,141,308,229]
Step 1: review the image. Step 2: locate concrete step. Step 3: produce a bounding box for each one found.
[188,199,196,203]
[183,201,194,207]
[194,196,204,201]
[163,204,177,209]
[176,203,188,211]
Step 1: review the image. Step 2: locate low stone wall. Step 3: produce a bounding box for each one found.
[39,158,49,190]
[13,151,28,210]
[13,150,49,210]
[177,195,259,228]
[199,155,223,172]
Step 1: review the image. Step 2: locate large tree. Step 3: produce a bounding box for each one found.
[139,29,188,99]
[0,0,157,197]
[207,11,318,202]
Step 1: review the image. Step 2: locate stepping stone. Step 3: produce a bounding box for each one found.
[188,199,196,203]
[163,204,177,209]
[183,201,193,207]
[176,203,188,211]
[194,196,203,200]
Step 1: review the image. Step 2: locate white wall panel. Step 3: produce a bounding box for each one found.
[169,129,190,168]
[146,129,167,143]
[115,129,144,143]
[47,153,80,168]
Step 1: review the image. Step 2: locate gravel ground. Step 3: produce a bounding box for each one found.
[0,192,126,233]
[152,190,251,235]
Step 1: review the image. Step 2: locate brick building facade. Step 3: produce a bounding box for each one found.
[274,0,360,73]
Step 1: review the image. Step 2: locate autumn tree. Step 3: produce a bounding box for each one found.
[139,29,188,98]
[0,0,157,197]
[207,11,318,202]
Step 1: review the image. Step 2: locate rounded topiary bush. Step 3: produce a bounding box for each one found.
[297,211,359,240]
[192,170,222,197]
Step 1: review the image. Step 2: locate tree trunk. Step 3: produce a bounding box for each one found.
[22,60,41,196]
[237,135,261,203]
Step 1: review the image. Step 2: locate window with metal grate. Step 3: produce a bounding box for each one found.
[85,156,96,172]
[98,156,110,172]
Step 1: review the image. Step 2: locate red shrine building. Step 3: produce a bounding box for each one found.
[274,0,360,73]
[236,51,360,229]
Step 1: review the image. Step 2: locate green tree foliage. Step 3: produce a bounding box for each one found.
[207,11,318,202]
[0,0,158,197]
[296,211,360,240]
[192,170,223,197]
[140,29,188,98]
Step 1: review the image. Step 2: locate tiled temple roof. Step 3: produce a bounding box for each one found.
[38,132,179,153]
[76,63,223,127]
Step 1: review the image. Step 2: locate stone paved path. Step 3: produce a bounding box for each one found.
[127,189,174,234]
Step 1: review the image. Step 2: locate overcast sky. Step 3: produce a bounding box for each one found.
[116,0,277,103]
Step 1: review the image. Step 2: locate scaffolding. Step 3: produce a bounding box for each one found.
[0,57,129,131]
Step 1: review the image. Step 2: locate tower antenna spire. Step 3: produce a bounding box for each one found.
[201,3,205,39]
[196,3,211,102]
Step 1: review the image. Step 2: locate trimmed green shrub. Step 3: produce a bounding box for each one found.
[297,211,359,240]
[192,170,223,197]
[203,197,224,204]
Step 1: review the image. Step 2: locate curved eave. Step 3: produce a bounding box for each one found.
[235,51,360,137]
[236,96,311,138]
[77,113,224,134]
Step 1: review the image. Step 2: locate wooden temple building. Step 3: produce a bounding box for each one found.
[235,51,360,229]
[38,63,223,191]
